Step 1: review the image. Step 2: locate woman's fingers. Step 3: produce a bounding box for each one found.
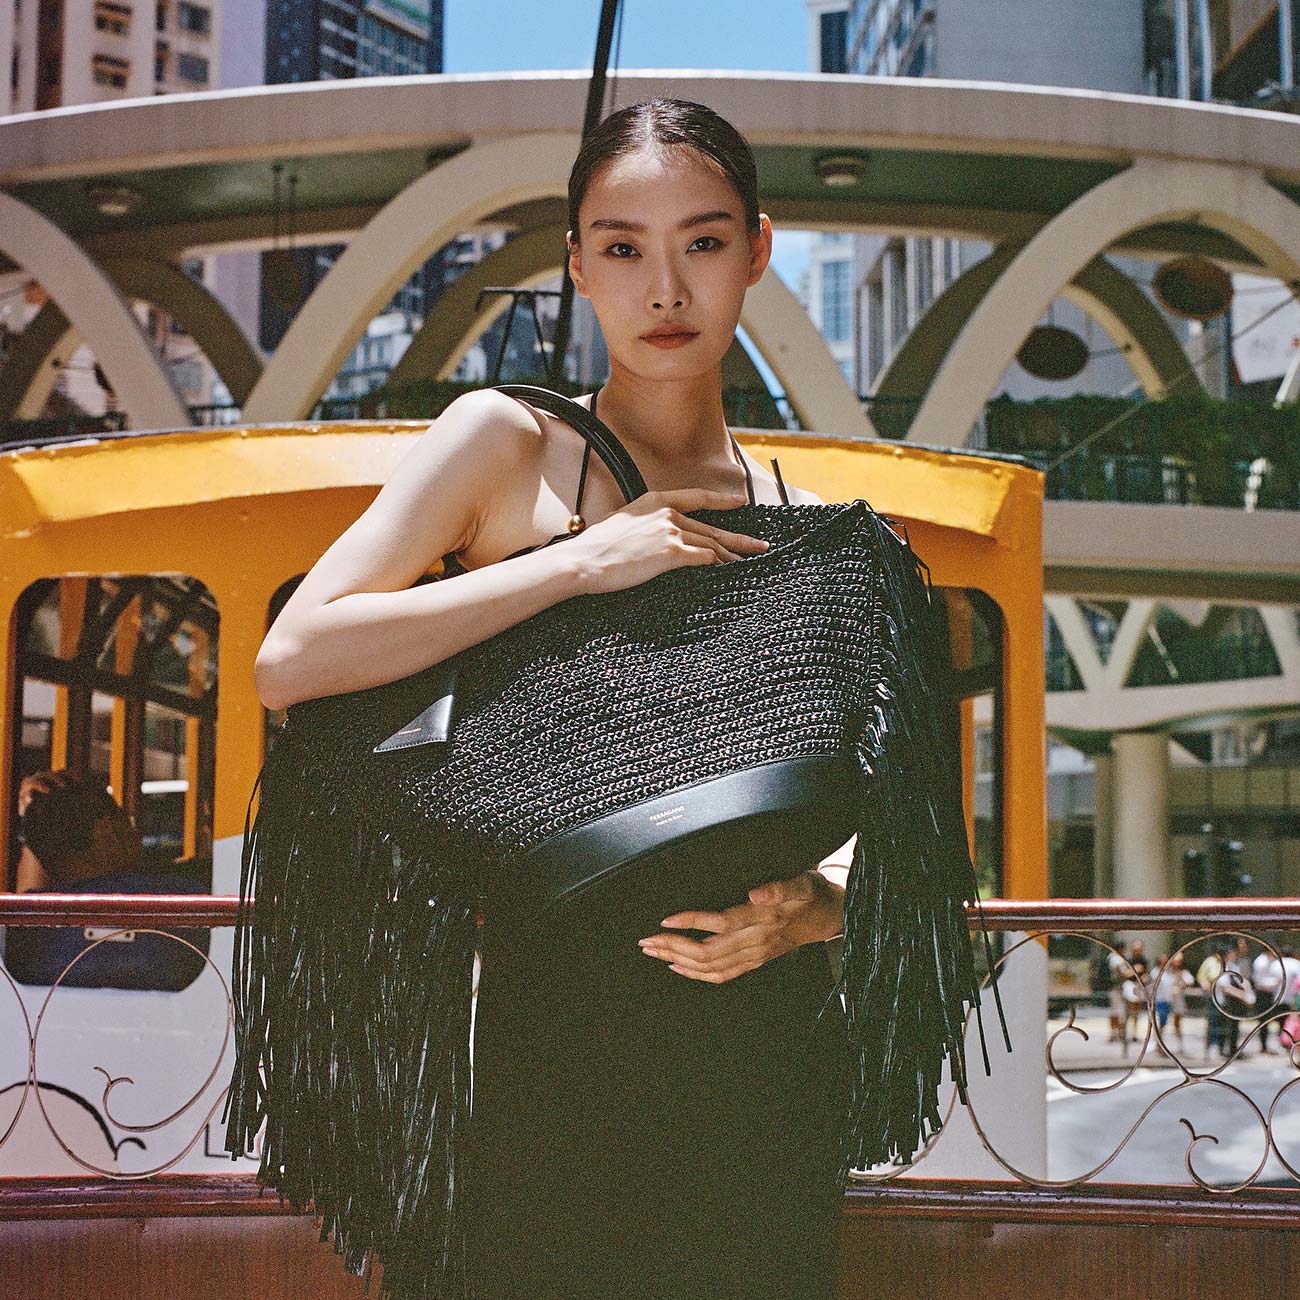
[675,525,742,563]
[639,929,773,982]
[676,520,768,560]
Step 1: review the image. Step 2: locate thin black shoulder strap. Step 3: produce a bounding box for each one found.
[770,455,790,505]
[492,383,647,504]
[727,432,756,506]
[575,441,593,516]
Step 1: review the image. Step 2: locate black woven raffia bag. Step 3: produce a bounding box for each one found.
[221,383,1013,1300]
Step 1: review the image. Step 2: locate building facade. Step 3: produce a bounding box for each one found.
[0,0,224,417]
[801,0,1300,920]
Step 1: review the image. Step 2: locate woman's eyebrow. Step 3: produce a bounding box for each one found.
[588,210,737,233]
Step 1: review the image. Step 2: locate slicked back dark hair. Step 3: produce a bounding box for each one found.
[567,96,761,248]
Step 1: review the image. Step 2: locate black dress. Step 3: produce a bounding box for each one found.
[454,397,852,1300]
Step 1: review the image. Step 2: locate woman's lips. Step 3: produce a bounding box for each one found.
[641,331,699,349]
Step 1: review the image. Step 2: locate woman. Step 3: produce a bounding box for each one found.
[254,99,853,1299]
[1154,949,1195,1053]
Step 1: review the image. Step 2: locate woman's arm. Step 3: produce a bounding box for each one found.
[254,390,586,712]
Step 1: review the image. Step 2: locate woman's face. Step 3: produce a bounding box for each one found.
[567,144,772,378]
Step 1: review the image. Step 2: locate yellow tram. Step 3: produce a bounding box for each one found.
[0,410,1046,1297]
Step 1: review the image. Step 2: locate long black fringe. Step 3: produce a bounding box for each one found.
[220,506,1014,1278]
[834,511,1013,1182]
[220,717,480,1300]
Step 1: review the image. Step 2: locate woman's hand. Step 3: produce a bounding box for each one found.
[567,488,770,595]
[636,869,846,984]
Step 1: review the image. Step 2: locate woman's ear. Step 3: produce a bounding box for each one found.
[746,213,773,287]
[567,231,588,298]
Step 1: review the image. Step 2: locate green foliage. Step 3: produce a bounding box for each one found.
[982,393,1300,508]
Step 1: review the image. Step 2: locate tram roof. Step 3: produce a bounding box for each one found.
[2,71,1297,272]
[0,420,1038,543]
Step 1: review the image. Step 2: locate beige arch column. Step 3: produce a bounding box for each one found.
[1279,345,1300,403]
[907,159,1300,448]
[243,133,583,422]
[102,257,264,404]
[387,225,566,386]
[871,246,1196,439]
[0,300,78,419]
[739,267,872,437]
[1092,750,1115,900]
[1111,729,1171,957]
[0,194,188,429]
[0,257,264,418]
[1061,256,1195,395]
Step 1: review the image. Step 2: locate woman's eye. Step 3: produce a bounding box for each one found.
[602,237,723,259]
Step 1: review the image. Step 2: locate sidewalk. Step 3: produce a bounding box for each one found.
[1044,1008,1294,1072]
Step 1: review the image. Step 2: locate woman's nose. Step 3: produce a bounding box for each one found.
[647,264,688,311]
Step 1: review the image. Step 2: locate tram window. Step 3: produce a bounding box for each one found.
[3,575,217,994]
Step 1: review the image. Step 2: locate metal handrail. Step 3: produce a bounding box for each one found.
[3,893,1300,929]
[5,892,1300,1221]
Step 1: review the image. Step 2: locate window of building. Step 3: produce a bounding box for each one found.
[885,240,908,349]
[176,51,208,83]
[819,9,848,74]
[91,53,130,88]
[94,1,132,36]
[821,259,852,344]
[157,1,167,32]
[177,2,210,34]
[865,273,885,384]
[915,236,934,315]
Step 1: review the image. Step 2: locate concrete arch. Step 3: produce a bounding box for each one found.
[0,194,188,429]
[0,300,78,420]
[387,225,565,386]
[1060,255,1196,395]
[0,257,264,419]
[1279,344,1300,404]
[907,159,1300,448]
[739,266,872,436]
[102,257,264,404]
[387,223,871,436]
[871,246,1196,439]
[243,133,583,422]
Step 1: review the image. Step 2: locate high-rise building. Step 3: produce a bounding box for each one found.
[2,0,221,113]
[809,0,1248,411]
[258,0,446,388]
[0,0,225,418]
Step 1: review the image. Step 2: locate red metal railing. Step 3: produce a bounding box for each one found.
[4,893,1300,1225]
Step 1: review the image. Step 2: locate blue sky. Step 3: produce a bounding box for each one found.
[444,1,811,77]
[443,0,817,306]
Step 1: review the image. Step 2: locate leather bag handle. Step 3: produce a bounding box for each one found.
[491,383,649,504]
